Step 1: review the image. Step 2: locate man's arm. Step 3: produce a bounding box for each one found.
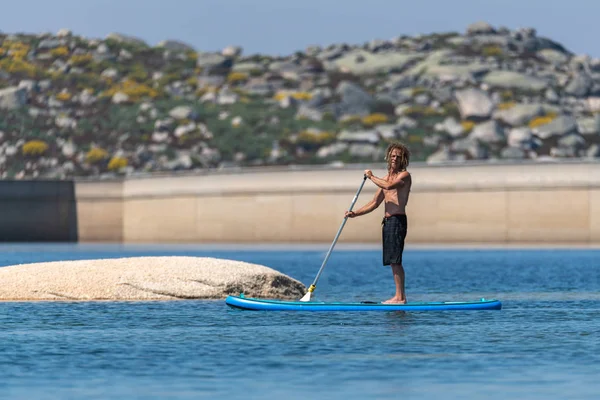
[365,170,409,190]
[345,188,384,218]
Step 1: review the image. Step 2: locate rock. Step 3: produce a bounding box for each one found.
[174,122,197,138]
[587,144,600,157]
[169,106,193,120]
[493,103,543,126]
[56,28,72,37]
[337,130,380,144]
[482,71,548,91]
[348,144,381,159]
[564,73,593,97]
[156,40,195,52]
[18,80,39,93]
[586,97,600,113]
[451,137,487,159]
[332,49,423,75]
[55,115,77,129]
[62,141,76,157]
[101,68,119,79]
[537,49,569,65]
[436,117,465,138]
[296,105,323,121]
[222,46,243,57]
[0,87,28,109]
[106,33,148,47]
[469,120,505,144]
[466,21,496,35]
[577,115,600,135]
[427,147,456,163]
[196,52,228,69]
[0,256,306,301]
[335,81,374,116]
[454,88,494,120]
[557,133,586,148]
[500,147,526,159]
[534,115,577,139]
[317,143,348,158]
[507,127,534,148]
[112,92,129,104]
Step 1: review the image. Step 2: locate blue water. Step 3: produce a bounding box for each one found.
[1,244,599,399]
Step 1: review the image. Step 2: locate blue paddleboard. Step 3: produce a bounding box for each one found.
[225,294,502,311]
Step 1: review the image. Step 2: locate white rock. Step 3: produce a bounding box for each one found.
[0,87,28,110]
[56,29,72,37]
[112,92,129,104]
[169,106,193,120]
[454,88,494,119]
[0,257,305,300]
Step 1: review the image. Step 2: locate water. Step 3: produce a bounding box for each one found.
[1,244,599,399]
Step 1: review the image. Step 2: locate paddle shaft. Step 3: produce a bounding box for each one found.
[308,175,368,289]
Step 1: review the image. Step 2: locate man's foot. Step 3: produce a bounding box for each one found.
[382,296,407,304]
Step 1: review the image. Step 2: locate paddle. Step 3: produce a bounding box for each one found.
[299,174,368,302]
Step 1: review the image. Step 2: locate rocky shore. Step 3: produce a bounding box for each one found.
[0,21,599,179]
[0,256,306,301]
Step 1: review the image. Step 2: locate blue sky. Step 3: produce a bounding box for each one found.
[0,0,597,57]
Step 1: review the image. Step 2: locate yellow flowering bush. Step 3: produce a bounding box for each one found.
[108,156,128,171]
[0,58,39,77]
[362,113,389,126]
[482,45,503,57]
[69,54,94,67]
[86,147,108,164]
[296,130,335,145]
[340,115,363,125]
[50,46,70,57]
[185,51,197,60]
[411,87,428,96]
[3,41,30,60]
[528,112,557,129]
[56,92,72,101]
[497,102,516,110]
[273,91,312,101]
[22,140,49,156]
[461,120,476,132]
[103,79,159,101]
[227,72,248,84]
[501,90,513,101]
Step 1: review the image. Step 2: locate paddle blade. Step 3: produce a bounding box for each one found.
[299,291,312,302]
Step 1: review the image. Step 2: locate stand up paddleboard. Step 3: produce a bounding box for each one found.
[225,294,502,311]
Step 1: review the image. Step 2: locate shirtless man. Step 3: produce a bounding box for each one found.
[344,142,412,304]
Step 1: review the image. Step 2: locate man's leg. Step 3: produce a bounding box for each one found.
[383,263,406,304]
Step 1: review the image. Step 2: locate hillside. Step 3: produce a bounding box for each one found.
[0,22,599,179]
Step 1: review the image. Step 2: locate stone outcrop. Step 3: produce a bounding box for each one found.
[0,256,306,301]
[0,21,599,180]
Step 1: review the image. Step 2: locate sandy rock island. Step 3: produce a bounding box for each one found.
[0,256,306,301]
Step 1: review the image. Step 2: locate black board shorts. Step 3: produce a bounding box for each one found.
[382,214,408,266]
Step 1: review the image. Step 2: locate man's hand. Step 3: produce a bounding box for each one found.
[364,169,373,179]
[345,211,357,218]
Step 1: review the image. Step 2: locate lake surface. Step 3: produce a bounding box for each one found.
[0,244,599,399]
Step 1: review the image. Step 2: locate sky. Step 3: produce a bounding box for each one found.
[0,0,597,58]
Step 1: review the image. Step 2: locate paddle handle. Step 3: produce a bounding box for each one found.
[309,174,368,288]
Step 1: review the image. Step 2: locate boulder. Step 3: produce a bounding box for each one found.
[0,87,28,109]
[454,88,494,120]
[0,256,306,301]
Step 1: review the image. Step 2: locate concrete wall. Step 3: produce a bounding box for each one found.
[0,180,78,242]
[73,162,600,245]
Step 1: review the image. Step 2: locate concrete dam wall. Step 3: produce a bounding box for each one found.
[71,162,600,245]
[0,180,78,242]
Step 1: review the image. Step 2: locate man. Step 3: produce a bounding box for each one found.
[344,142,412,304]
